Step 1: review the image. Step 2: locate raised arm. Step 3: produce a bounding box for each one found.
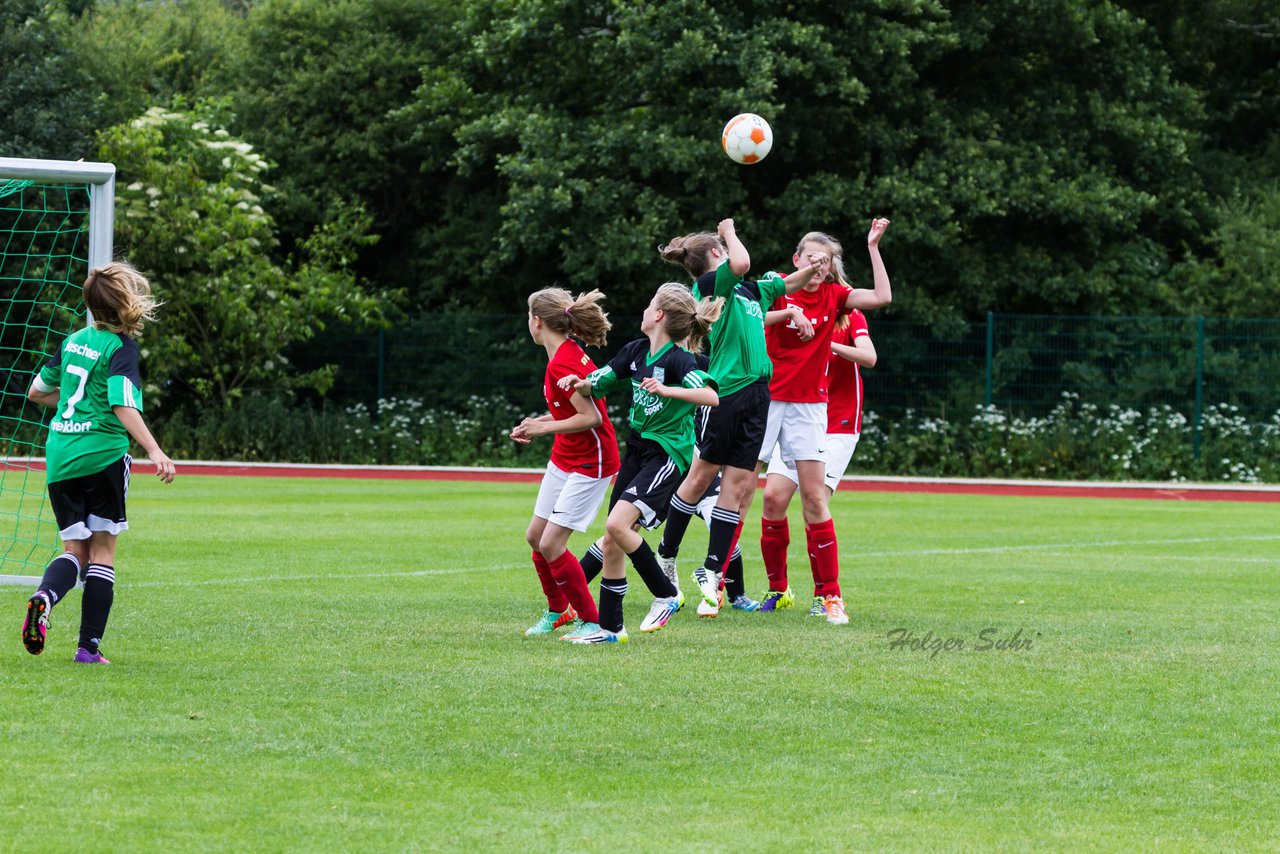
[845,218,892,311]
[718,218,750,278]
[781,263,822,294]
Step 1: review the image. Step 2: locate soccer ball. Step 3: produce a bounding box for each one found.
[721,113,773,165]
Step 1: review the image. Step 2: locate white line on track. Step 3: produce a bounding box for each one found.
[126,565,524,589]
[859,534,1280,559]
[115,533,1279,588]
[1032,551,1280,565]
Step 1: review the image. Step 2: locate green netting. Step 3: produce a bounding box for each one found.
[1,179,34,200]
[0,181,89,577]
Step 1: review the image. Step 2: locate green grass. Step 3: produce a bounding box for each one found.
[2,476,1278,851]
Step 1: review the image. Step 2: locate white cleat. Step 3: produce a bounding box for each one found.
[692,566,720,609]
[640,597,680,632]
[572,626,629,644]
[824,596,850,625]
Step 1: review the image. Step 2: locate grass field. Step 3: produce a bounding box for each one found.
[1,474,1277,852]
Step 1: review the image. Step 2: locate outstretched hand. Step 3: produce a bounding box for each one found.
[556,375,592,396]
[867,217,891,247]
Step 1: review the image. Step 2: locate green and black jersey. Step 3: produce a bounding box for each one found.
[34,326,144,484]
[693,259,786,396]
[585,338,715,473]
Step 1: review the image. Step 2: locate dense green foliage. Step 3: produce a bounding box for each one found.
[1,0,1277,441]
[0,0,104,158]
[5,0,1277,318]
[98,105,386,409]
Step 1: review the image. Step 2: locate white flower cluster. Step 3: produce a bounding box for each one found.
[339,394,537,463]
[855,391,1278,482]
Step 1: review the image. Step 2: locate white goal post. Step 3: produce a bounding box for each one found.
[0,157,115,587]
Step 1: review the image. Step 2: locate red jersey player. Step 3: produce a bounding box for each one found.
[763,309,876,622]
[511,287,620,641]
[754,220,891,624]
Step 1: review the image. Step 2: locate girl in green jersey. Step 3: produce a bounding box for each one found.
[653,218,820,616]
[22,262,175,664]
[560,283,722,639]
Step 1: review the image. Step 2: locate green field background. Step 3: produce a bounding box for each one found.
[1,476,1277,852]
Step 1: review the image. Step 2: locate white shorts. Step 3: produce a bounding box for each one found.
[533,462,612,532]
[758,401,827,466]
[766,433,860,493]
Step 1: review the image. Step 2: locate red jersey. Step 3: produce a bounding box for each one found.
[765,280,853,402]
[544,339,620,478]
[827,310,869,434]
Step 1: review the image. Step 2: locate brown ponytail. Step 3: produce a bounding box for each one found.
[527,286,611,347]
[653,282,722,354]
[658,232,724,277]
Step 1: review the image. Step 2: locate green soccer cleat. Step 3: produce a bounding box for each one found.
[758,587,795,612]
[559,619,596,641]
[807,596,827,617]
[525,606,577,636]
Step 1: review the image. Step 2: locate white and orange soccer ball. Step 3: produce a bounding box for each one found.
[721,113,773,165]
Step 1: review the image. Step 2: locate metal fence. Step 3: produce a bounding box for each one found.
[293,312,1280,457]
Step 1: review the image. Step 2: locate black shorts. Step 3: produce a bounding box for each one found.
[609,436,684,530]
[696,379,770,470]
[47,455,131,541]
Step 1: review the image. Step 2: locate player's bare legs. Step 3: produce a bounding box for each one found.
[655,455,720,580]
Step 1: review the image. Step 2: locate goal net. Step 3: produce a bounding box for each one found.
[0,157,115,586]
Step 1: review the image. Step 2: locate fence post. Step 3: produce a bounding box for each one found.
[985,311,994,407]
[376,327,387,406]
[1193,316,1204,460]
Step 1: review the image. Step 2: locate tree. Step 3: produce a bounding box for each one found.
[74,0,1275,328]
[219,0,463,308]
[394,0,1216,321]
[64,0,247,132]
[98,105,387,410]
[0,0,104,159]
[1119,0,1280,315]
[892,0,1213,317]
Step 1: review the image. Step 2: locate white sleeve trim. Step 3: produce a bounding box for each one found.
[32,375,56,393]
